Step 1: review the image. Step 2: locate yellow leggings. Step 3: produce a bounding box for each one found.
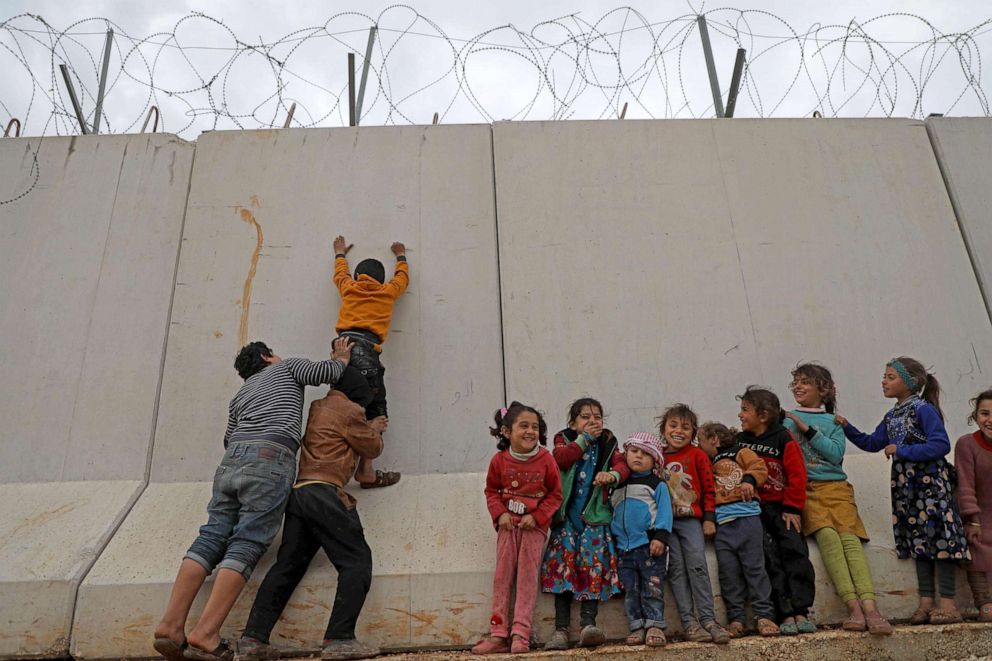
[814,527,875,603]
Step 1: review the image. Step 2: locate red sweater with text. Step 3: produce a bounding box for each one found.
[736,424,808,514]
[485,447,563,531]
[662,445,717,522]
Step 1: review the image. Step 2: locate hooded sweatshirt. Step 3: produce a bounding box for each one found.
[736,423,808,514]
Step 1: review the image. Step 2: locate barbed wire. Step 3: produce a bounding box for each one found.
[0,6,990,143]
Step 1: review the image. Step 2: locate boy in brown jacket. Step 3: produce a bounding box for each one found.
[697,422,778,638]
[239,367,386,661]
[332,234,408,489]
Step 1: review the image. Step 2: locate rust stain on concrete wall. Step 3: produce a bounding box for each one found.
[237,198,264,347]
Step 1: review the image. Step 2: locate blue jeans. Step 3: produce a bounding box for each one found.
[618,545,667,631]
[185,441,296,579]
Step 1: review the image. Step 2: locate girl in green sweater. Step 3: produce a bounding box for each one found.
[782,363,893,635]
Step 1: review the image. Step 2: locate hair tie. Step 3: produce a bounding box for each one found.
[888,360,918,391]
[500,407,508,418]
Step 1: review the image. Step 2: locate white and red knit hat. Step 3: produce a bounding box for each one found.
[623,432,665,471]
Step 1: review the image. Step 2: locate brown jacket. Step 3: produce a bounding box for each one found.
[297,390,383,508]
[712,443,768,506]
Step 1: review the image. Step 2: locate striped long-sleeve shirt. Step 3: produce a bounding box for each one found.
[224,357,346,453]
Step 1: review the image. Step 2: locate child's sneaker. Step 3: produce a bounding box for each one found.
[704,622,731,645]
[510,636,529,654]
[320,639,379,660]
[544,629,569,650]
[471,637,509,655]
[578,625,606,647]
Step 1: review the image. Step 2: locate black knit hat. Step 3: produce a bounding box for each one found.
[354,258,385,284]
[335,365,374,409]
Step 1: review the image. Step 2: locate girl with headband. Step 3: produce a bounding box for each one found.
[836,356,969,625]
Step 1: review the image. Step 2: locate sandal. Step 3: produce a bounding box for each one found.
[841,613,867,632]
[779,620,798,636]
[153,637,188,661]
[756,618,780,637]
[645,627,667,648]
[183,640,234,661]
[865,611,893,636]
[909,606,932,625]
[796,618,817,634]
[359,469,401,489]
[929,608,963,625]
[625,629,645,645]
[726,621,745,639]
[981,603,992,623]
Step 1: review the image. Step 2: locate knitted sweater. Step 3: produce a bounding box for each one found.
[661,445,717,522]
[783,408,848,482]
[485,447,563,531]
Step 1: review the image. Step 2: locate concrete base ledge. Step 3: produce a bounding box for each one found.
[375,622,992,660]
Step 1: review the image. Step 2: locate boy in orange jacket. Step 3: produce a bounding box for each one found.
[332,234,409,489]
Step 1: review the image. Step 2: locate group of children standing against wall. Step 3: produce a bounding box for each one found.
[474,357,992,653]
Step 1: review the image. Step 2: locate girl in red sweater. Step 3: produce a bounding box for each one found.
[473,402,563,655]
[736,386,815,635]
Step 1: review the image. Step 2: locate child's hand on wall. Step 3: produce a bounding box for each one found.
[497,513,515,531]
[518,514,537,530]
[649,540,666,557]
[391,241,406,256]
[702,520,716,539]
[334,235,353,256]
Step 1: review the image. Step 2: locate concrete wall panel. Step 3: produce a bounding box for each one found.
[0,135,193,482]
[149,126,502,482]
[926,117,992,324]
[493,119,992,442]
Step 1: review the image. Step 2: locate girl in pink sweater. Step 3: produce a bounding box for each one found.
[954,388,992,621]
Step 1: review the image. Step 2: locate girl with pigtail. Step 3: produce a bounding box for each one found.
[472,403,562,655]
[782,363,892,635]
[838,357,970,625]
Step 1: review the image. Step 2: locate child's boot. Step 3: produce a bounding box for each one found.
[578,625,605,647]
[544,629,569,651]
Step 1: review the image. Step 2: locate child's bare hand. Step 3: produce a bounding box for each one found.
[497,513,514,531]
[331,337,353,364]
[369,416,388,433]
[739,482,756,501]
[884,444,898,458]
[967,525,982,545]
[784,411,808,432]
[703,520,717,539]
[834,414,848,426]
[782,512,802,532]
[391,241,406,256]
[518,514,537,530]
[593,472,615,487]
[333,235,353,256]
[649,540,666,557]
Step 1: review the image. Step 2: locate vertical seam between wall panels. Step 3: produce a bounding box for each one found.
[925,122,992,328]
[490,124,508,405]
[67,137,197,655]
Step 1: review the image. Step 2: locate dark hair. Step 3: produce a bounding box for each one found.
[888,356,943,420]
[968,388,992,425]
[567,397,604,424]
[354,258,385,284]
[658,403,699,436]
[335,366,374,409]
[235,341,273,380]
[699,421,739,448]
[790,362,837,413]
[738,385,785,424]
[490,401,548,451]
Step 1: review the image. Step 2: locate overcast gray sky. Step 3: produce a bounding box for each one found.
[2,1,989,138]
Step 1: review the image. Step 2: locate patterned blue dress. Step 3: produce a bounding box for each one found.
[541,438,622,601]
[844,395,969,561]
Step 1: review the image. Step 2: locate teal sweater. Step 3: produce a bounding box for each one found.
[783,409,847,482]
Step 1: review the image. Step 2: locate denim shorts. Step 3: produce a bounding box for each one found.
[185,440,296,579]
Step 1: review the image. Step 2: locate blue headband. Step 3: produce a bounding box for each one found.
[888,360,918,391]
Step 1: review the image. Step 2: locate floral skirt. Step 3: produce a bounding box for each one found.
[541,521,621,601]
[891,458,970,561]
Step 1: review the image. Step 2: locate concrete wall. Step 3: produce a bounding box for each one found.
[0,134,194,657]
[2,119,992,659]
